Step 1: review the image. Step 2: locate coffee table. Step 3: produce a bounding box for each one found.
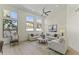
[37,38,48,44]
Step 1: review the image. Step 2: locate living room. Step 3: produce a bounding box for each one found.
[0,4,79,55]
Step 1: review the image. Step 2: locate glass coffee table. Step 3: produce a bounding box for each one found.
[37,37,48,44]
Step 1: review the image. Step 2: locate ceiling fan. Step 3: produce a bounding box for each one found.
[41,8,51,16]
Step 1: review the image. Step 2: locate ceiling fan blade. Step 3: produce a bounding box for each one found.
[42,8,45,13]
[45,13,48,16]
[41,7,51,16]
[41,13,43,16]
[46,11,51,13]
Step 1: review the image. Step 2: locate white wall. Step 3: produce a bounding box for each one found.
[67,5,79,52]
[45,5,67,35]
[18,10,27,42]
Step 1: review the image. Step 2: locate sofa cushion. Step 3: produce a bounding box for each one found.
[59,38,64,43]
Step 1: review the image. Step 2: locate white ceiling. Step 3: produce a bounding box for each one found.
[2,4,66,16]
[21,4,66,14]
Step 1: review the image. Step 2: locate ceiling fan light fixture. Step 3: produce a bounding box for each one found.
[41,7,51,16]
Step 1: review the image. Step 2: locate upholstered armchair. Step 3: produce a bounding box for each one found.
[48,36,68,54]
[27,34,37,41]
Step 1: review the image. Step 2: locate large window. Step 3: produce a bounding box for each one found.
[36,17,42,31]
[3,9,18,38]
[26,16,43,32]
[10,10,18,28]
[26,16,34,31]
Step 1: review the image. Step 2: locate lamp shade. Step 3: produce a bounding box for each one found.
[60,27,64,33]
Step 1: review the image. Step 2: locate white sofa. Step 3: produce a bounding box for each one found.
[48,36,68,54]
[27,34,40,41]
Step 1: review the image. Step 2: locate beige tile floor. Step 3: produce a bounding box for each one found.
[1,41,60,55]
[0,41,78,55]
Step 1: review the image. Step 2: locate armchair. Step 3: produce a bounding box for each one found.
[27,34,37,41]
[48,36,68,54]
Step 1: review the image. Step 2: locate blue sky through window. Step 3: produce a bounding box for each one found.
[26,16,33,22]
[10,11,17,20]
